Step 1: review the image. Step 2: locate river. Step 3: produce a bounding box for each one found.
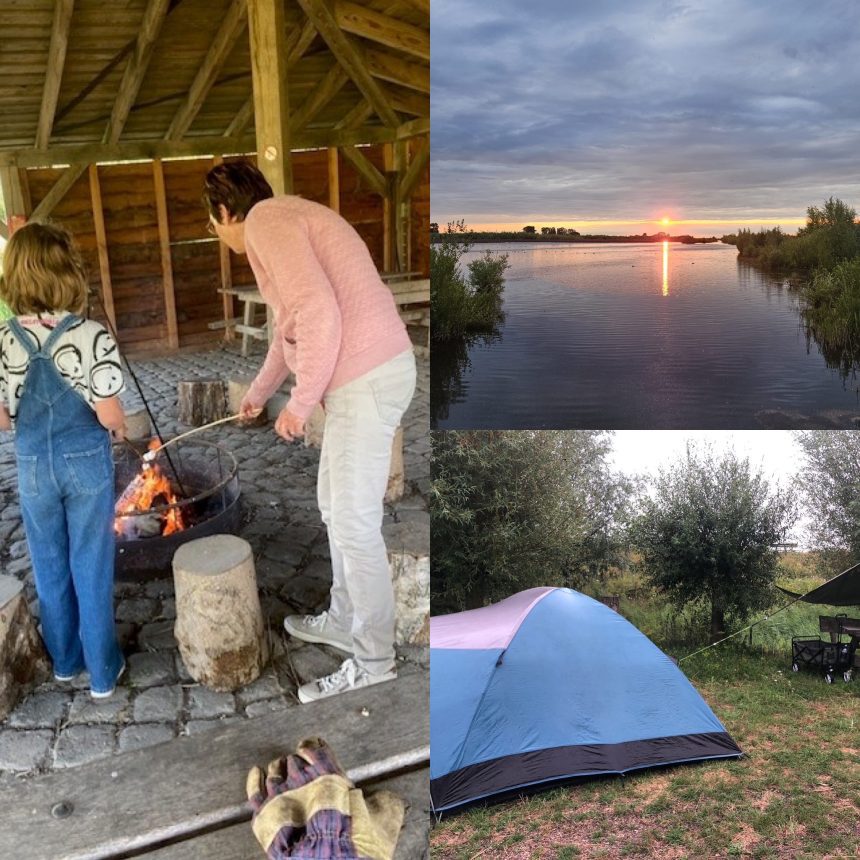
[432,241,860,429]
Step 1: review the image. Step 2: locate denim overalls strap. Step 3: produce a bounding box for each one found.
[7,312,79,358]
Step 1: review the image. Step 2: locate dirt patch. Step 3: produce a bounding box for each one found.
[731,822,760,853]
[749,789,779,811]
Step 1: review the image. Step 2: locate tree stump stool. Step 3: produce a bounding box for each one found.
[172,535,269,691]
[226,375,267,426]
[177,379,227,427]
[124,407,151,440]
[0,577,50,721]
[383,520,430,647]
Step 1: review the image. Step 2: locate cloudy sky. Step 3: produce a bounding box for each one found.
[610,430,806,544]
[431,0,860,235]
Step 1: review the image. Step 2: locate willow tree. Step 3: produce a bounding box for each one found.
[630,444,796,641]
[431,430,631,614]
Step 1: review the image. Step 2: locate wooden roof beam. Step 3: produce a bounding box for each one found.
[166,0,247,140]
[334,1,429,61]
[35,0,75,150]
[296,0,399,127]
[340,146,385,197]
[385,85,428,117]
[30,164,87,220]
[397,0,430,13]
[365,48,428,94]
[290,63,348,132]
[104,0,171,144]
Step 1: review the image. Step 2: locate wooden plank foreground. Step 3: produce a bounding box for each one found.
[137,768,430,860]
[0,671,428,860]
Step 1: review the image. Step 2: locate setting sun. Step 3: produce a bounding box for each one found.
[661,217,671,226]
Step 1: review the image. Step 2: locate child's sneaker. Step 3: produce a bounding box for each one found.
[53,670,79,683]
[90,659,126,700]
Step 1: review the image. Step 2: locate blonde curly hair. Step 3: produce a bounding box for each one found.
[0,221,88,315]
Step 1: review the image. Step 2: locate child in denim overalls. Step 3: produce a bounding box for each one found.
[0,222,126,698]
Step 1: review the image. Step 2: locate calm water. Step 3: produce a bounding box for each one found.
[433,242,860,429]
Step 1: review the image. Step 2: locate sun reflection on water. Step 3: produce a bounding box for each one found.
[662,240,669,296]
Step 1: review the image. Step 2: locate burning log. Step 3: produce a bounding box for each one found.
[115,440,186,539]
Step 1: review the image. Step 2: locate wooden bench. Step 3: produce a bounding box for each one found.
[389,278,430,350]
[213,285,269,356]
[0,671,429,860]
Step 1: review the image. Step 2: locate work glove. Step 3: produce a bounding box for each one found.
[246,736,405,860]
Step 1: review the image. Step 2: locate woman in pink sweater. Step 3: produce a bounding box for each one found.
[204,162,416,703]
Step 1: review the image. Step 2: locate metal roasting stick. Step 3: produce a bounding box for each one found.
[143,413,244,461]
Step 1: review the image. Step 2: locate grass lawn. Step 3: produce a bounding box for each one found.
[431,573,860,859]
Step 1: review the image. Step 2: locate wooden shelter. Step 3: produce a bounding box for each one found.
[0,0,429,356]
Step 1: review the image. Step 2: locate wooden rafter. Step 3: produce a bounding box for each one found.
[296,0,399,127]
[364,48,429,94]
[334,1,429,60]
[385,85,428,117]
[335,100,374,130]
[290,62,348,132]
[340,146,386,197]
[30,164,87,220]
[397,0,429,13]
[35,0,75,150]
[166,0,248,140]
[104,0,171,144]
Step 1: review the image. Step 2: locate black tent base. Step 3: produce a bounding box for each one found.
[431,732,743,815]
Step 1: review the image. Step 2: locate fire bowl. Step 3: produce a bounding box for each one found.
[113,439,241,581]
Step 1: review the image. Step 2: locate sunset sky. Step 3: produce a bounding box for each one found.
[431,0,860,236]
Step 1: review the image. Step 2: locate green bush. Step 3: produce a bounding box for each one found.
[430,222,508,340]
[801,257,860,359]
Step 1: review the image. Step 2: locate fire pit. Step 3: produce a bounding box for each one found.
[113,439,241,580]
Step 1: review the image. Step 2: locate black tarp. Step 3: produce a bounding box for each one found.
[777,561,860,606]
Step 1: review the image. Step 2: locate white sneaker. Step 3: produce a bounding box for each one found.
[284,611,352,654]
[297,658,396,704]
[90,659,126,700]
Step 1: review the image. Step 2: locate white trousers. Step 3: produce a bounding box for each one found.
[317,349,417,674]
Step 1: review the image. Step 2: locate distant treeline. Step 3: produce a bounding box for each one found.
[430,229,720,245]
[722,198,860,366]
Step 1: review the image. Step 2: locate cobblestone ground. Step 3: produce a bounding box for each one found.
[0,341,430,776]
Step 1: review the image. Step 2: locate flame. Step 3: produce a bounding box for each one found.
[115,439,186,536]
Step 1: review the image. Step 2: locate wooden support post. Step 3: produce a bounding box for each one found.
[340,145,386,197]
[0,166,30,232]
[213,157,235,341]
[88,164,117,332]
[327,147,340,212]
[248,0,292,194]
[396,139,410,271]
[152,159,179,350]
[383,143,394,272]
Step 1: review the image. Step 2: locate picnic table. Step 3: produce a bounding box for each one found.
[0,671,429,860]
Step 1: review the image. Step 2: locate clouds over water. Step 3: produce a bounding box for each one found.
[432,0,860,230]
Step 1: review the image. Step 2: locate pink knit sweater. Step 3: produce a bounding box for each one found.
[243,196,411,420]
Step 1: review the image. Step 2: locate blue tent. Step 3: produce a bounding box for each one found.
[431,587,742,812]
